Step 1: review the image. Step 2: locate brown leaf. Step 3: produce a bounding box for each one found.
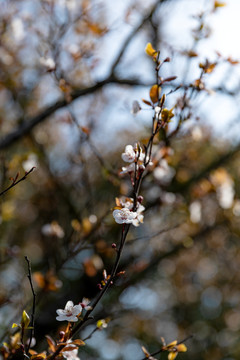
[149,84,160,104]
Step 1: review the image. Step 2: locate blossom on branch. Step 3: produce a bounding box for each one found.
[121,145,136,163]
[113,197,145,226]
[62,348,80,360]
[113,208,138,224]
[56,301,82,322]
[79,298,92,311]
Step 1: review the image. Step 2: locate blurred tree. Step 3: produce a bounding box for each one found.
[1,1,240,360]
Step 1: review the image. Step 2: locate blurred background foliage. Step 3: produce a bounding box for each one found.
[1,0,240,359]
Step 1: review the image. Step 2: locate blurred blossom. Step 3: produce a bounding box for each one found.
[22,154,38,172]
[79,298,92,311]
[189,201,202,223]
[153,159,175,184]
[89,214,97,224]
[41,221,65,238]
[191,126,203,141]
[131,100,141,115]
[62,348,80,360]
[233,200,240,216]
[65,0,78,11]
[161,192,176,204]
[216,181,234,209]
[26,337,36,348]
[11,18,25,42]
[211,168,235,209]
[39,57,56,71]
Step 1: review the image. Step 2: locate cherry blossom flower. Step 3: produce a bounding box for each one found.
[132,204,145,227]
[113,198,145,226]
[121,145,136,163]
[62,348,80,360]
[153,159,175,184]
[120,163,136,175]
[39,57,56,71]
[42,221,65,238]
[79,298,92,311]
[56,301,82,322]
[113,208,138,224]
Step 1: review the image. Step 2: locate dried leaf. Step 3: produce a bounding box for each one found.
[31,352,46,360]
[149,84,160,103]
[72,339,85,346]
[214,1,226,8]
[142,99,152,107]
[45,335,56,353]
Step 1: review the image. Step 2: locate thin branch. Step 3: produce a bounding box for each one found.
[48,224,131,360]
[0,167,35,197]
[140,335,193,360]
[25,256,36,355]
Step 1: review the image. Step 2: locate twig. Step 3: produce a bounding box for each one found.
[140,335,193,360]
[25,256,36,355]
[48,224,131,360]
[0,167,35,197]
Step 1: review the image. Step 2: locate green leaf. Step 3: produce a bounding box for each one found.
[21,310,30,328]
[12,323,20,329]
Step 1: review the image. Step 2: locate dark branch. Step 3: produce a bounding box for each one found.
[0,167,35,197]
[0,77,151,151]
[25,256,36,355]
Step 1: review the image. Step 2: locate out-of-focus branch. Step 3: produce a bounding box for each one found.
[168,143,240,195]
[0,1,171,151]
[110,0,162,74]
[0,77,151,151]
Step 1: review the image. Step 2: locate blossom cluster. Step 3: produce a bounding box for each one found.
[120,144,151,175]
[113,196,144,227]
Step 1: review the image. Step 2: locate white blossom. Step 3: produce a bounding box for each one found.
[189,201,202,223]
[132,203,145,226]
[39,57,56,71]
[217,181,234,209]
[22,154,38,172]
[153,159,175,184]
[120,163,136,175]
[11,18,25,42]
[56,301,82,322]
[80,298,92,311]
[121,145,136,163]
[62,348,80,360]
[42,221,65,238]
[113,208,137,224]
[113,199,145,226]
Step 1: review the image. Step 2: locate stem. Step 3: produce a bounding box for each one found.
[0,167,35,197]
[48,224,131,360]
[25,256,36,355]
